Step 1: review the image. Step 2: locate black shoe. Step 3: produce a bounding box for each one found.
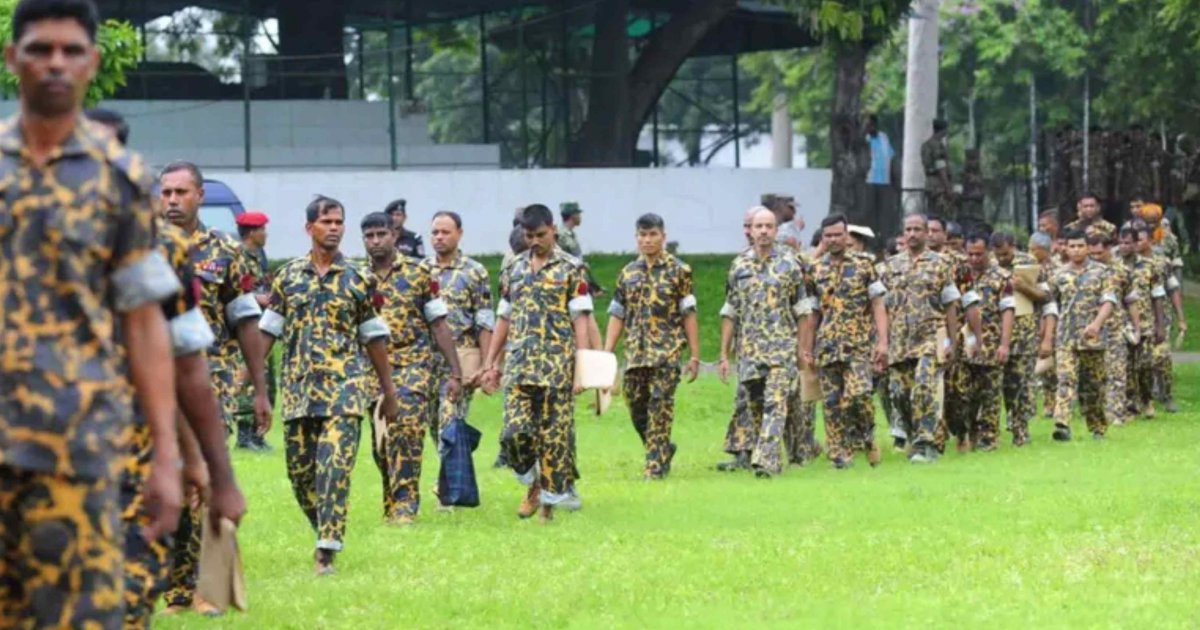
[716,451,750,472]
[753,469,774,479]
[1052,426,1072,442]
[832,457,852,470]
[493,451,509,469]
[1092,431,1106,441]
[893,437,907,450]
[250,434,272,452]
[663,443,678,476]
[1012,435,1030,447]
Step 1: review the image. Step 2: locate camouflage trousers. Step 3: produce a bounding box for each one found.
[501,385,579,505]
[369,387,429,519]
[1001,353,1036,442]
[878,372,902,439]
[161,503,201,609]
[889,355,944,451]
[1152,338,1174,403]
[956,363,1003,447]
[209,366,239,433]
[1041,372,1058,417]
[722,381,752,455]
[926,186,957,220]
[120,464,172,629]
[0,466,122,629]
[1054,349,1107,435]
[819,360,875,462]
[1127,342,1154,409]
[286,416,361,551]
[1105,340,1131,425]
[785,395,821,465]
[623,366,680,478]
[234,356,278,441]
[944,359,971,442]
[743,368,794,476]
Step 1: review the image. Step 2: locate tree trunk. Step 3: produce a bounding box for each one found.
[277,0,347,99]
[829,42,869,223]
[568,0,735,166]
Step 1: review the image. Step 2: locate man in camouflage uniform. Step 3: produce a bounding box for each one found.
[558,201,603,296]
[0,4,184,622]
[1088,233,1142,427]
[1065,194,1117,242]
[428,211,494,458]
[480,204,593,522]
[993,232,1050,445]
[233,210,276,452]
[802,215,888,469]
[1043,229,1119,441]
[882,214,962,463]
[718,208,808,478]
[604,213,700,479]
[159,160,270,612]
[927,216,973,452]
[1028,231,1061,417]
[716,208,759,471]
[259,196,400,575]
[1132,213,1186,416]
[361,212,462,524]
[1119,225,1167,417]
[953,233,1015,451]
[921,119,956,219]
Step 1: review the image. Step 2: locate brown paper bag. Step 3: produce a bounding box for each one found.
[799,367,821,403]
[456,347,482,382]
[574,350,618,390]
[1034,356,1055,376]
[197,517,247,613]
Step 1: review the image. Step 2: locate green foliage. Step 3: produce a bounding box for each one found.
[0,0,143,106]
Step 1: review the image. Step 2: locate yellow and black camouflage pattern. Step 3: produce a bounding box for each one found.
[501,385,579,504]
[286,415,361,551]
[1048,259,1119,351]
[882,250,959,364]
[624,366,680,477]
[962,263,1015,367]
[1064,217,1117,242]
[720,248,806,380]
[428,253,493,446]
[609,253,697,369]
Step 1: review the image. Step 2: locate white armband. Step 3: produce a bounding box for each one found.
[961,290,981,308]
[999,296,1016,312]
[719,302,736,319]
[259,309,285,338]
[225,293,262,326]
[170,307,216,357]
[568,294,595,320]
[358,316,390,343]
[423,298,449,322]
[868,280,887,299]
[941,284,962,305]
[112,250,181,312]
[678,295,698,314]
[607,299,626,320]
[497,298,512,319]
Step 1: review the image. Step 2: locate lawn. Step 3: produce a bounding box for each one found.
[161,363,1200,629]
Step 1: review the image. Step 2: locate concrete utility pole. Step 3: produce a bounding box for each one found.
[771,91,793,168]
[901,0,942,214]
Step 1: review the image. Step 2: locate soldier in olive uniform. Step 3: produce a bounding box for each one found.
[718,208,808,478]
[1131,213,1186,416]
[1043,229,1119,441]
[1118,226,1167,416]
[361,212,462,524]
[955,234,1015,451]
[802,215,888,468]
[259,196,400,575]
[159,160,270,611]
[1065,194,1117,242]
[921,119,956,219]
[882,214,962,463]
[992,232,1050,445]
[385,198,426,259]
[717,208,759,471]
[233,210,276,452]
[605,214,701,479]
[480,204,594,522]
[0,4,184,619]
[960,149,985,230]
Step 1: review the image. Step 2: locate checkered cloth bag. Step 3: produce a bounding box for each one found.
[437,418,482,507]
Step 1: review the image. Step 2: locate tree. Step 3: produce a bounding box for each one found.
[0,0,143,106]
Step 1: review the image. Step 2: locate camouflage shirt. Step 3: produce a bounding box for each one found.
[882,249,961,364]
[961,263,1016,367]
[720,247,807,380]
[807,251,886,366]
[608,253,697,369]
[1152,228,1184,271]
[999,251,1050,356]
[1064,217,1117,242]
[557,226,582,258]
[1100,261,1136,342]
[1120,254,1163,337]
[260,253,390,420]
[431,252,495,350]
[921,137,951,189]
[498,248,593,388]
[369,255,448,395]
[186,224,262,371]
[0,115,178,480]
[1046,259,1119,351]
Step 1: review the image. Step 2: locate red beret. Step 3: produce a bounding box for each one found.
[236,211,269,228]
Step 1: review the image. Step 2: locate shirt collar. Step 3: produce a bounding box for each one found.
[0,113,98,161]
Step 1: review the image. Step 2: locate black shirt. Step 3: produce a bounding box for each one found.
[397,229,425,259]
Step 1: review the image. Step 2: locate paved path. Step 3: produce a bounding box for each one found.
[1174,352,1200,364]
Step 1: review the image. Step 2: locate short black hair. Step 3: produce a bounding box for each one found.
[926,214,946,230]
[360,211,390,232]
[809,228,823,248]
[1079,192,1102,204]
[820,214,848,230]
[885,237,900,256]
[12,0,98,43]
[1062,228,1087,242]
[1118,226,1137,241]
[636,213,665,231]
[1085,233,1109,247]
[237,224,263,239]
[85,107,129,144]
[946,221,963,238]
[933,118,948,133]
[989,231,1016,249]
[520,204,554,230]
[159,160,203,188]
[1038,209,1060,223]
[965,232,989,247]
[384,199,407,216]
[432,210,462,229]
[306,195,344,223]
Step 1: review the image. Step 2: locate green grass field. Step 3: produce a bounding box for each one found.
[160,365,1200,629]
[184,254,1200,628]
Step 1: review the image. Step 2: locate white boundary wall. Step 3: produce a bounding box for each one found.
[211,167,832,259]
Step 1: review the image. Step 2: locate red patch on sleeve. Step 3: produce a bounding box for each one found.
[191,278,202,303]
[577,281,589,297]
[1003,280,1014,295]
[429,279,440,297]
[240,273,255,293]
[372,292,386,309]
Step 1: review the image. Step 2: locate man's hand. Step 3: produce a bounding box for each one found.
[873,342,887,373]
[996,344,1010,365]
[683,357,699,383]
[446,377,463,403]
[182,456,209,512]
[573,383,585,396]
[254,391,272,437]
[718,358,730,384]
[208,481,247,530]
[254,294,271,308]
[380,392,400,423]
[1038,342,1053,359]
[481,368,501,395]
[143,455,183,542]
[1155,325,1167,345]
[1084,322,1102,341]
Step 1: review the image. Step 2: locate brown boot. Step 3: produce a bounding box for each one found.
[867,443,882,467]
[314,549,336,577]
[517,485,541,519]
[539,505,554,523]
[956,437,971,454]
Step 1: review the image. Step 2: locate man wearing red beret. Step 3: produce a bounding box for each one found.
[235,211,276,452]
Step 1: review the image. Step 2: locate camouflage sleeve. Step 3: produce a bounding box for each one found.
[866,260,886,300]
[719,266,738,320]
[607,267,628,320]
[939,260,962,306]
[677,263,697,314]
[357,274,390,344]
[162,236,214,356]
[223,244,264,328]
[998,276,1016,312]
[110,163,179,312]
[567,264,594,320]
[1100,269,1119,306]
[497,266,513,320]
[472,266,496,331]
[421,264,449,323]
[795,262,816,316]
[259,270,287,338]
